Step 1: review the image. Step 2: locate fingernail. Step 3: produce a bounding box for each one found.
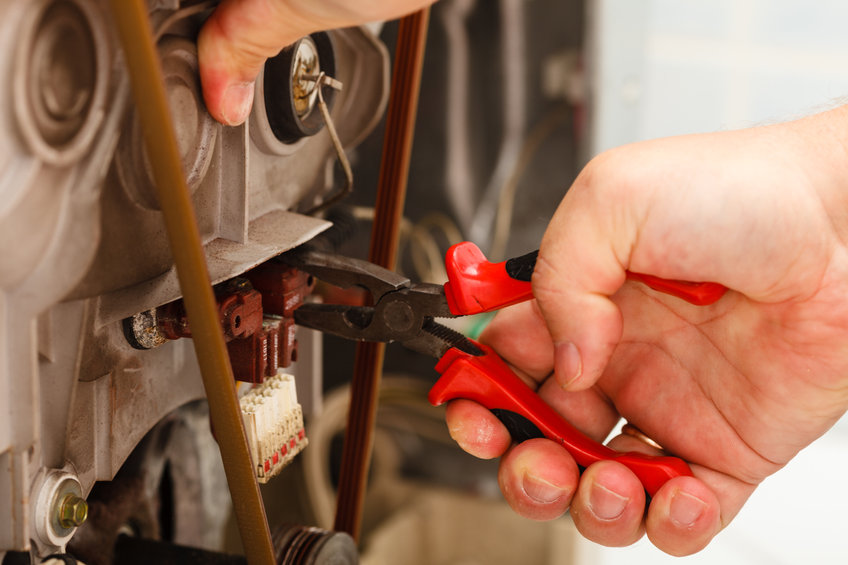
[523,472,567,504]
[220,81,254,125]
[555,341,582,388]
[669,490,706,528]
[589,482,629,521]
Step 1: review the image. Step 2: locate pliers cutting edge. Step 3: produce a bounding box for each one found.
[285,242,726,496]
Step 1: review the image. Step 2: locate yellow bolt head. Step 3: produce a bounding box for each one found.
[59,494,88,529]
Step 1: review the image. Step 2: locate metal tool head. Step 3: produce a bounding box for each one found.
[285,246,455,314]
[284,246,410,303]
[403,319,483,359]
[293,300,480,360]
[286,244,457,336]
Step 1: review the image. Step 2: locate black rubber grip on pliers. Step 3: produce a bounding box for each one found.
[504,250,538,282]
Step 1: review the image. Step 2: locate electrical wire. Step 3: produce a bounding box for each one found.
[351,206,463,284]
[303,377,449,531]
[468,0,527,249]
[303,73,353,215]
[407,212,464,282]
[440,0,478,231]
[489,103,572,261]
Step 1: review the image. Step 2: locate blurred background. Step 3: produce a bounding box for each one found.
[343,1,848,563]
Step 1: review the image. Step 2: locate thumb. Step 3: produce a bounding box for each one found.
[533,160,641,391]
[198,0,436,126]
[197,1,309,126]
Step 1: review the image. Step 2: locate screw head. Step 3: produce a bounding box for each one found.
[292,37,320,118]
[58,494,88,529]
[382,300,416,334]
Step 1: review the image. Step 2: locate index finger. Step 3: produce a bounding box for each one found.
[478,300,555,382]
[480,300,620,441]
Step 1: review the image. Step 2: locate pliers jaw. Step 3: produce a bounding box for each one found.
[284,245,457,348]
[283,246,410,306]
[294,298,481,358]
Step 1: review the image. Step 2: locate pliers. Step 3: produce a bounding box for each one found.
[284,241,726,496]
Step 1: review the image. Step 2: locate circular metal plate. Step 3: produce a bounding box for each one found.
[14,0,109,166]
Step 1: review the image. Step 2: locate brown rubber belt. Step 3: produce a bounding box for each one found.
[333,9,431,542]
[108,2,276,564]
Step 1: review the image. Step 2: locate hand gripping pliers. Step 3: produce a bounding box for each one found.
[285,242,726,496]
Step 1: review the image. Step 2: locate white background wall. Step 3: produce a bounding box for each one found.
[590,0,848,153]
[582,1,848,563]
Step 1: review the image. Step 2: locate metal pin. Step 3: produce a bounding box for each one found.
[304,72,353,215]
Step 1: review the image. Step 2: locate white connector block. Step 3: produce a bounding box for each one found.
[240,371,308,483]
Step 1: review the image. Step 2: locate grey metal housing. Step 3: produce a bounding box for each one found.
[0,0,389,557]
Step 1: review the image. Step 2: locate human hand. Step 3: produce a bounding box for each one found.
[446,106,848,555]
[197,0,434,125]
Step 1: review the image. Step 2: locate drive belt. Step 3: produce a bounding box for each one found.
[108,2,276,564]
[332,8,432,543]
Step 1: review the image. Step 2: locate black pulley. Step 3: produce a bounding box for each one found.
[264,33,336,144]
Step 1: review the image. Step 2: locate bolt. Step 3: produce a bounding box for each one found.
[125,309,167,349]
[382,300,416,334]
[58,494,88,529]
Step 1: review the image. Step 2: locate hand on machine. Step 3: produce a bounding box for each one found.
[285,241,726,496]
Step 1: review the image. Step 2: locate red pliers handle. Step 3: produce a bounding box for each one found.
[432,242,727,496]
[430,342,692,496]
[443,242,727,315]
